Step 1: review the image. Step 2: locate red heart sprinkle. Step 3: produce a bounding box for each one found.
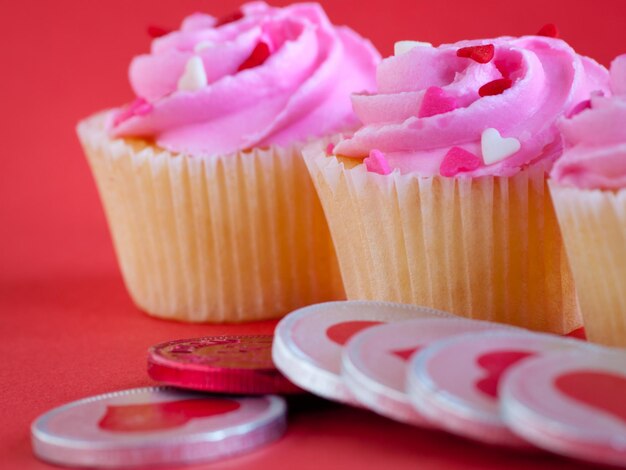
[456,44,495,64]
[326,143,335,155]
[418,86,458,118]
[439,147,481,177]
[238,41,271,72]
[479,78,513,97]
[364,149,392,175]
[215,9,244,27]
[537,23,559,38]
[566,99,591,118]
[147,25,171,38]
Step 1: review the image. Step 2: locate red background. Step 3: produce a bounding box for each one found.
[1,1,624,468]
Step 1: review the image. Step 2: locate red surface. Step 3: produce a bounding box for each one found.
[1,1,623,468]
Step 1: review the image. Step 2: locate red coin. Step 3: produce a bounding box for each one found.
[148,335,304,395]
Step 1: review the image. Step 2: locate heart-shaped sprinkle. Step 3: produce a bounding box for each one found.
[479,78,512,97]
[131,98,152,115]
[566,99,591,118]
[439,147,481,177]
[147,25,171,38]
[456,44,495,64]
[537,23,559,38]
[394,40,432,56]
[177,56,208,92]
[112,111,129,128]
[112,98,153,127]
[238,41,271,71]
[364,149,392,175]
[418,86,458,118]
[481,128,521,165]
[326,143,335,155]
[215,9,244,27]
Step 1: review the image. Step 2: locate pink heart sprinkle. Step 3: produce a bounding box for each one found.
[326,143,335,155]
[439,147,481,177]
[112,98,153,127]
[364,149,392,175]
[113,109,132,127]
[418,87,458,118]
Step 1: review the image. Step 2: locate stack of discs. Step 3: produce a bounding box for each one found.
[272,300,453,404]
[405,330,588,447]
[273,301,625,468]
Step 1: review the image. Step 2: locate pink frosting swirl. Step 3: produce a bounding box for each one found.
[110,2,380,155]
[551,55,626,190]
[333,36,609,177]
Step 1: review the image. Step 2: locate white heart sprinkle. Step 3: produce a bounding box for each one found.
[177,56,207,92]
[394,40,433,56]
[194,40,215,53]
[481,128,521,165]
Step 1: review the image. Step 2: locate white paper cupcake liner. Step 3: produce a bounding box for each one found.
[304,141,580,333]
[550,183,626,346]
[77,112,344,323]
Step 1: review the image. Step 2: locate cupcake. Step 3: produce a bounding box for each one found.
[77,2,380,322]
[304,34,609,333]
[550,55,626,346]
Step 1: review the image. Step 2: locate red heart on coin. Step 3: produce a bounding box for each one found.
[98,398,241,432]
[556,371,626,424]
[476,350,536,398]
[390,346,421,362]
[326,321,384,346]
